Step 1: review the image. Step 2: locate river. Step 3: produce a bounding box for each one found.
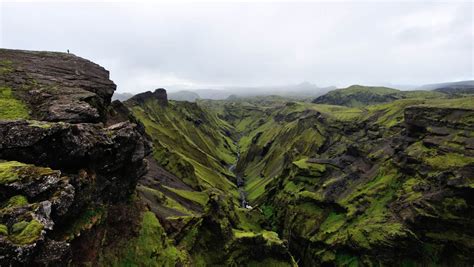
[228,147,249,208]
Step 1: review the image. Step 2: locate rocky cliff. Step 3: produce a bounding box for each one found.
[0,49,150,265]
[215,97,474,266]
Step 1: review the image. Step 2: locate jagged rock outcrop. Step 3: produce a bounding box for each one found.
[405,106,474,131]
[0,49,151,265]
[127,88,168,106]
[0,49,116,123]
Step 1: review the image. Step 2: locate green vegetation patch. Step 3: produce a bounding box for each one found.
[164,186,209,206]
[0,224,8,235]
[100,211,185,266]
[0,86,29,120]
[319,212,346,235]
[0,60,14,74]
[2,195,29,209]
[293,158,326,175]
[63,206,106,240]
[425,152,474,170]
[10,219,44,245]
[0,161,27,184]
[0,161,58,185]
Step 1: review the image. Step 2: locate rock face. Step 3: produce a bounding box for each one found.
[127,88,168,106]
[0,49,116,123]
[404,106,474,130]
[0,49,150,265]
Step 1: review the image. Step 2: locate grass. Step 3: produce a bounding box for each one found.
[293,157,326,174]
[101,211,185,266]
[163,186,209,206]
[138,185,194,216]
[0,86,29,120]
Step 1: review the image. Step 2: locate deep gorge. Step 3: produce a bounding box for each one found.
[0,49,473,266]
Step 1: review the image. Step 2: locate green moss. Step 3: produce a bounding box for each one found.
[261,230,283,245]
[293,158,326,173]
[233,229,283,245]
[233,229,257,238]
[298,190,325,203]
[0,224,8,235]
[10,219,44,245]
[62,206,106,240]
[138,185,194,216]
[399,178,423,202]
[425,153,474,169]
[283,181,301,193]
[130,99,238,195]
[163,186,209,207]
[235,208,262,232]
[99,211,186,266]
[3,195,29,208]
[335,253,359,267]
[247,258,294,267]
[0,60,13,74]
[0,86,30,120]
[28,120,53,129]
[319,212,346,234]
[0,161,57,185]
[11,220,29,234]
[0,161,26,184]
[425,231,473,248]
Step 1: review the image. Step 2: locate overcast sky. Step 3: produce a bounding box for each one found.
[1,1,473,93]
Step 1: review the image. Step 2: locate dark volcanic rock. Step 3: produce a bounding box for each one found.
[0,49,151,265]
[0,49,116,122]
[126,88,168,106]
[405,106,474,131]
[0,120,151,201]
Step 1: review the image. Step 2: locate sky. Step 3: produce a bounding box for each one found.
[1,1,473,93]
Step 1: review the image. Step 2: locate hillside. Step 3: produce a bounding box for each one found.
[313,85,446,107]
[1,49,473,266]
[199,94,474,265]
[123,89,297,265]
[418,80,474,91]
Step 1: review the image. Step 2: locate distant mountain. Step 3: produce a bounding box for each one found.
[112,92,133,101]
[418,80,474,91]
[313,85,445,107]
[193,89,233,100]
[224,82,335,99]
[168,90,201,102]
[189,82,335,100]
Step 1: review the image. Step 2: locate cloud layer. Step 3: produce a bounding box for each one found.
[1,2,472,92]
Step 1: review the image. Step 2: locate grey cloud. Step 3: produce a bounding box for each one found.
[1,2,472,93]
